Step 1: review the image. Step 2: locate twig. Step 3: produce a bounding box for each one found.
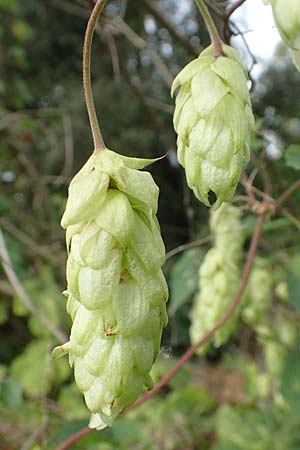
[282,208,300,231]
[121,60,176,152]
[54,427,92,450]
[275,180,300,210]
[106,16,173,88]
[139,0,200,57]
[20,418,48,450]
[241,171,256,203]
[225,0,247,18]
[53,212,265,450]
[166,235,212,260]
[222,0,247,41]
[104,30,121,82]
[53,113,74,186]
[144,97,174,114]
[0,217,62,267]
[0,227,67,343]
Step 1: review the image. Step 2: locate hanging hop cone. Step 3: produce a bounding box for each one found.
[52,149,168,430]
[265,0,300,71]
[209,202,245,267]
[261,316,298,380]
[242,257,272,327]
[172,43,254,208]
[189,204,245,353]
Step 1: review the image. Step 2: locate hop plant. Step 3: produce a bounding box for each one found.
[242,257,273,327]
[53,149,168,430]
[172,43,254,208]
[265,0,300,71]
[190,204,245,353]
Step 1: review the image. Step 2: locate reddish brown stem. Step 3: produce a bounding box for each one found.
[276,180,300,210]
[225,0,247,18]
[54,427,91,450]
[54,213,264,450]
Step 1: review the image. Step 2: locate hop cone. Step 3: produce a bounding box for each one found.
[172,44,254,208]
[261,317,298,379]
[265,0,300,71]
[190,204,245,353]
[210,203,244,267]
[53,149,168,430]
[242,257,272,327]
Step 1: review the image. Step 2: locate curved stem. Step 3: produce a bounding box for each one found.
[83,0,107,151]
[195,0,223,57]
[54,212,264,450]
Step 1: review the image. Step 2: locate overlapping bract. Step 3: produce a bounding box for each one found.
[265,0,300,71]
[53,149,168,430]
[172,44,254,208]
[190,204,245,353]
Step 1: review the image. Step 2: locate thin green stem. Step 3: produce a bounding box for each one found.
[195,0,223,57]
[83,0,107,151]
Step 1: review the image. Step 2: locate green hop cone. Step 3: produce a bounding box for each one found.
[242,257,273,327]
[172,43,254,208]
[210,203,244,267]
[265,0,300,71]
[53,149,168,430]
[190,204,245,353]
[261,317,298,380]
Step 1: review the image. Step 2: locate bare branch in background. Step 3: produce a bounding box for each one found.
[106,16,174,88]
[139,0,200,57]
[0,227,67,343]
[121,60,176,153]
[0,217,63,268]
[53,113,74,186]
[222,0,247,42]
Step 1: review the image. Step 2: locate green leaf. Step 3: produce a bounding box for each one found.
[160,385,216,418]
[280,350,300,412]
[285,145,300,170]
[0,300,9,325]
[10,339,69,396]
[47,420,90,450]
[169,248,204,315]
[215,406,270,450]
[0,377,23,409]
[58,384,88,420]
[287,274,300,310]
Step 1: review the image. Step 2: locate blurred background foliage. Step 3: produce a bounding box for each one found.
[0,0,300,449]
